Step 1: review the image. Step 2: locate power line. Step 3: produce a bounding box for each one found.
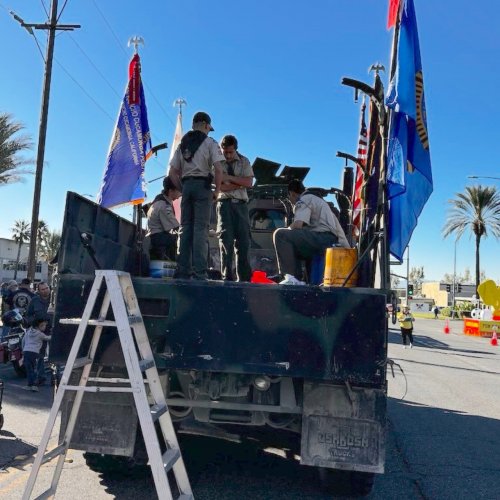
[89,0,176,127]
[68,33,122,100]
[56,0,70,23]
[32,31,47,62]
[40,0,49,18]
[91,0,127,56]
[53,57,116,122]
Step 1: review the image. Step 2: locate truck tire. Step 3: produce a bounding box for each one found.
[350,471,375,497]
[84,453,148,477]
[318,468,375,498]
[12,359,26,377]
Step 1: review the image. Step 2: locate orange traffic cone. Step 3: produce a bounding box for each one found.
[491,331,498,346]
[444,319,450,334]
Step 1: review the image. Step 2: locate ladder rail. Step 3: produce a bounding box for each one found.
[22,273,107,500]
[117,275,193,493]
[107,272,175,497]
[22,270,193,500]
[50,288,113,493]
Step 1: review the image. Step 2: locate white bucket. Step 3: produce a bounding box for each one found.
[149,260,177,279]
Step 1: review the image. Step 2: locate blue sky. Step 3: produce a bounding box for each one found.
[0,0,499,282]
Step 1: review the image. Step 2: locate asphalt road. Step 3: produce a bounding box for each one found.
[0,318,499,499]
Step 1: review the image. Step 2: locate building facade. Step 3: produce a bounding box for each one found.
[421,282,477,307]
[0,237,48,283]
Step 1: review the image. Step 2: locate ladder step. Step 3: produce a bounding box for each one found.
[150,404,168,422]
[60,316,143,327]
[34,487,56,500]
[62,384,136,394]
[42,443,67,464]
[73,357,93,370]
[60,318,116,327]
[139,358,155,372]
[162,448,181,472]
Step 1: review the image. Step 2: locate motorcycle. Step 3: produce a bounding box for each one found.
[0,309,26,377]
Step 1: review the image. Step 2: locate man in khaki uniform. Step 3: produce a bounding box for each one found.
[169,111,225,279]
[273,179,349,284]
[145,177,181,261]
[217,135,254,281]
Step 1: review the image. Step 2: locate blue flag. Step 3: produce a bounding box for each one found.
[97,54,151,209]
[386,0,433,260]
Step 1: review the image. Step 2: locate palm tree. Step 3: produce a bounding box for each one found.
[11,220,31,280]
[40,229,61,281]
[0,112,32,185]
[443,185,500,293]
[36,219,50,259]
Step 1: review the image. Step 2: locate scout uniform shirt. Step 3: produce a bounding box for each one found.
[218,152,254,202]
[170,136,225,179]
[294,192,350,247]
[146,196,179,236]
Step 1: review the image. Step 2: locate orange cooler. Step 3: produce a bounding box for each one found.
[323,247,358,287]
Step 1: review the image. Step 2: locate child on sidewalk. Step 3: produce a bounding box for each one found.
[22,316,51,392]
[398,306,415,348]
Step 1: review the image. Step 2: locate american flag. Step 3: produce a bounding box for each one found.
[352,100,368,236]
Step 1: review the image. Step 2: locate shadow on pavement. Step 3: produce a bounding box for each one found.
[387,397,500,500]
[0,433,37,471]
[388,330,494,357]
[90,431,347,499]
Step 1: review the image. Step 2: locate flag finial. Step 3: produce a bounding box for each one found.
[173,98,187,116]
[128,36,144,54]
[369,62,386,75]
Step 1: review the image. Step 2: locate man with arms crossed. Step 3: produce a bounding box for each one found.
[217,134,254,281]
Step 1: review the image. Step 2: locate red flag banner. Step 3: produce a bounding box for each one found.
[352,101,368,236]
[387,0,401,29]
[128,53,141,105]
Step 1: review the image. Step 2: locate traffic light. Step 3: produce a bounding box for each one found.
[458,284,462,293]
[446,284,451,292]
[408,284,414,296]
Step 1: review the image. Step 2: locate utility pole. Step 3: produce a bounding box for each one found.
[11,1,80,280]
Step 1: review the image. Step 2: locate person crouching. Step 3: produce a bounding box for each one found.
[146,177,182,261]
[22,316,51,392]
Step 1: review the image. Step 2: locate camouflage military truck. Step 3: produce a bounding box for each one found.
[51,147,389,496]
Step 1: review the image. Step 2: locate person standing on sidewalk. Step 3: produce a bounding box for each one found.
[398,306,415,348]
[22,316,51,392]
[216,134,254,281]
[25,282,51,385]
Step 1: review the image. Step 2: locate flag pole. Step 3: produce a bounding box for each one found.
[382,0,404,288]
[128,36,146,275]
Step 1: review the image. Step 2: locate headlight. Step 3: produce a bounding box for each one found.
[254,375,271,391]
[8,339,19,347]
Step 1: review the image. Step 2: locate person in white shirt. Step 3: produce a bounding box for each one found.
[22,316,51,392]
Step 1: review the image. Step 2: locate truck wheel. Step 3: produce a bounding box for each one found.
[84,453,148,477]
[13,359,26,377]
[318,468,375,498]
[350,471,375,497]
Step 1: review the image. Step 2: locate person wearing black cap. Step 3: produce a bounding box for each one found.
[168,111,225,279]
[273,179,350,284]
[145,177,182,261]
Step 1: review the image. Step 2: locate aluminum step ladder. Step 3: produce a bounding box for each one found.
[22,270,193,500]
